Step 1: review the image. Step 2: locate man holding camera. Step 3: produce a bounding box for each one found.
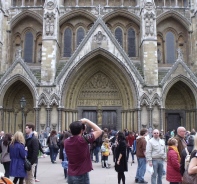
[64,118,102,184]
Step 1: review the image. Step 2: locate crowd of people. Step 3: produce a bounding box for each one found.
[0,121,197,184]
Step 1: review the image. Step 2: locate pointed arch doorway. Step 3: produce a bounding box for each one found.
[62,51,138,131]
[165,81,196,132]
[2,80,35,133]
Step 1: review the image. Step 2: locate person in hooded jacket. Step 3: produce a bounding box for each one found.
[180,134,194,176]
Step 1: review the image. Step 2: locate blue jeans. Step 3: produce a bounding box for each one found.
[135,157,146,182]
[68,173,90,184]
[93,146,100,162]
[49,146,58,163]
[151,159,164,184]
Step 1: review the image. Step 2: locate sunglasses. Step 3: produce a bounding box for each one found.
[153,133,159,134]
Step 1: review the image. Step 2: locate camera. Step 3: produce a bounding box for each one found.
[82,124,86,130]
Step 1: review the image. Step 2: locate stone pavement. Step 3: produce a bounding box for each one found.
[0,154,169,184]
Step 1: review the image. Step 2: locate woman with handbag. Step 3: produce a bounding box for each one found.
[9,131,27,184]
[0,133,12,178]
[47,130,59,164]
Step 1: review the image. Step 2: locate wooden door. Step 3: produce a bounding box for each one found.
[102,110,117,130]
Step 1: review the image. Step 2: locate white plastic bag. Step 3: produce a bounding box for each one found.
[146,164,154,175]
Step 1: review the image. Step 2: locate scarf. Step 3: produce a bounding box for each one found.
[169,146,181,163]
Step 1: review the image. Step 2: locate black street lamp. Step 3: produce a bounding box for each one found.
[20,96,26,132]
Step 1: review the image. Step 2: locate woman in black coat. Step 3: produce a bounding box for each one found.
[180,135,194,176]
[115,131,128,184]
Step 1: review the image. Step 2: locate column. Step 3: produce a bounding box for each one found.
[34,108,40,132]
[160,108,164,131]
[58,107,63,131]
[76,0,78,6]
[22,0,25,6]
[148,108,153,128]
[46,108,52,127]
[14,112,17,133]
[164,0,166,6]
[140,1,158,86]
[8,110,11,133]
[137,108,141,132]
[42,1,60,84]
[175,0,178,6]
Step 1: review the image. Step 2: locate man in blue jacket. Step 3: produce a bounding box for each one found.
[25,123,39,184]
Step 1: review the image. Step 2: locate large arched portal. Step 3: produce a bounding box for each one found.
[165,81,196,132]
[62,52,138,131]
[2,81,34,133]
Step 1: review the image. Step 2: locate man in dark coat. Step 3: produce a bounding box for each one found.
[25,123,39,184]
[174,126,187,156]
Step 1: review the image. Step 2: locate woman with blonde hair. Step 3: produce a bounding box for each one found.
[9,131,27,184]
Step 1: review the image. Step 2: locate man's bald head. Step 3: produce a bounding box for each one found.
[177,126,186,138]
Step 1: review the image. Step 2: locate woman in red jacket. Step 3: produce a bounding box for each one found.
[166,138,182,184]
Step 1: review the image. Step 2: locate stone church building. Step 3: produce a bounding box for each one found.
[0,0,197,133]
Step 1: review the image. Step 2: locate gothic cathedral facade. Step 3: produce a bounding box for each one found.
[0,0,197,133]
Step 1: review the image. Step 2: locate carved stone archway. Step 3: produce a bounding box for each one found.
[62,54,138,131]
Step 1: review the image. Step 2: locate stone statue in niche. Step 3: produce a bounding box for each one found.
[44,12,55,36]
[157,48,162,63]
[45,18,50,35]
[97,110,102,126]
[15,46,22,59]
[38,47,42,63]
[177,48,183,60]
[144,12,155,36]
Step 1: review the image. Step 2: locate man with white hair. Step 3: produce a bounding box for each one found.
[146,129,166,184]
[174,126,187,156]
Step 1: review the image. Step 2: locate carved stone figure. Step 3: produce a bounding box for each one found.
[93,31,106,45]
[177,48,183,60]
[145,18,150,35]
[49,21,54,35]
[15,47,22,59]
[97,110,102,125]
[157,48,162,63]
[45,18,50,35]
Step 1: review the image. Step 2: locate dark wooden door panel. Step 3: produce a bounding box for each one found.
[102,110,117,130]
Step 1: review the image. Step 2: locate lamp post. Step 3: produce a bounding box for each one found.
[20,96,26,132]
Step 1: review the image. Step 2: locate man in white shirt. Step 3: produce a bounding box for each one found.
[146,129,166,184]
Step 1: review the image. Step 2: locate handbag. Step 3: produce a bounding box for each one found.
[24,158,31,171]
[183,169,197,184]
[52,143,59,150]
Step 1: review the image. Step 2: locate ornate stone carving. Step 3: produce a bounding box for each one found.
[177,48,183,61]
[15,47,22,59]
[43,88,53,95]
[44,12,55,36]
[144,12,155,36]
[144,2,154,10]
[97,110,102,126]
[40,123,46,130]
[93,31,106,45]
[18,124,22,130]
[51,123,57,130]
[46,0,56,10]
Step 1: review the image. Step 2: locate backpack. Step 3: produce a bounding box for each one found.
[184,147,190,170]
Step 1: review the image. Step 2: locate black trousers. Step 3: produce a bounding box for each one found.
[3,161,10,178]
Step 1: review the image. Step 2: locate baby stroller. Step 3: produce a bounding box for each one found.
[0,177,13,184]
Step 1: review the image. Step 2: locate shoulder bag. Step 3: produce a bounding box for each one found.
[24,157,31,171]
